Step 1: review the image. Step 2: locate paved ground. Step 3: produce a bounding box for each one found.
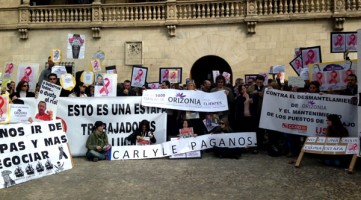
[1,151,361,200]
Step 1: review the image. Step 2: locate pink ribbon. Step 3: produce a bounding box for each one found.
[5,63,14,74]
[151,84,156,89]
[100,78,110,95]
[348,144,358,151]
[135,69,143,82]
[0,97,4,116]
[162,70,169,79]
[170,72,176,79]
[348,34,356,46]
[93,60,99,70]
[334,34,343,47]
[344,69,353,82]
[305,50,315,65]
[21,66,32,82]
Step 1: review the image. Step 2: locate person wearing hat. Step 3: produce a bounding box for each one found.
[86,121,111,162]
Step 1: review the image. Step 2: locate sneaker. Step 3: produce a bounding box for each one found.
[93,157,99,162]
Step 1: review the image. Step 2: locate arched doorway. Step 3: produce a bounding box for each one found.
[190,55,232,88]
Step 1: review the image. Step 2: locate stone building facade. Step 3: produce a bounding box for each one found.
[0,0,360,85]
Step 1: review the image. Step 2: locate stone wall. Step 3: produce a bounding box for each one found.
[0,18,359,84]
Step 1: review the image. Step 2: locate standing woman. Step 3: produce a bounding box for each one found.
[14,80,35,98]
[234,84,253,132]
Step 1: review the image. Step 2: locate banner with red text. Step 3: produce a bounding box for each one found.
[260,89,357,136]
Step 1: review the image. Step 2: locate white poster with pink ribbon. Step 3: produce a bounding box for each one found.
[16,64,39,92]
[301,46,322,68]
[94,74,117,97]
[308,60,357,91]
[131,66,147,88]
[0,94,10,124]
[3,63,15,79]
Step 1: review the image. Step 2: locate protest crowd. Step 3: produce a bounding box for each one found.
[1,55,358,168]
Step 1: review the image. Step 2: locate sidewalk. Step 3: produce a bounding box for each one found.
[1,152,361,200]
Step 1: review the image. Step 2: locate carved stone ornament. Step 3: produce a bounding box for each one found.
[19,29,28,40]
[92,27,101,39]
[248,1,257,15]
[167,5,176,18]
[334,17,345,30]
[167,25,176,37]
[335,0,345,11]
[247,21,257,34]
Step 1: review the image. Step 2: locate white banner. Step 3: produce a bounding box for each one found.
[141,89,228,112]
[0,120,72,189]
[110,132,257,160]
[22,97,167,156]
[260,89,357,136]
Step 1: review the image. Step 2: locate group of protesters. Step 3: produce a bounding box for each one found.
[1,56,358,165]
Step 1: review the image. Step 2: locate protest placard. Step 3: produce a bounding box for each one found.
[260,89,357,137]
[0,120,72,189]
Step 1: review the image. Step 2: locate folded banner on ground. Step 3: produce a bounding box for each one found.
[0,120,72,189]
[141,89,228,112]
[110,132,256,160]
[302,137,359,155]
[260,89,357,137]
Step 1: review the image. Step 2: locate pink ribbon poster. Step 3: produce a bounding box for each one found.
[159,68,182,84]
[16,63,39,92]
[0,95,10,124]
[309,59,357,91]
[131,66,148,88]
[330,32,357,53]
[301,46,322,68]
[3,62,15,79]
[94,74,117,97]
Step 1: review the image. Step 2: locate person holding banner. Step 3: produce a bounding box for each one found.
[86,121,111,162]
[340,74,357,96]
[126,120,156,145]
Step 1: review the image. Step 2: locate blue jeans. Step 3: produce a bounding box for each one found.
[86,150,106,160]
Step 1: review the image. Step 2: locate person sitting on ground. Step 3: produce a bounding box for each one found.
[126,120,156,145]
[323,114,349,167]
[178,119,197,138]
[86,121,111,162]
[212,118,233,133]
[325,114,349,138]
